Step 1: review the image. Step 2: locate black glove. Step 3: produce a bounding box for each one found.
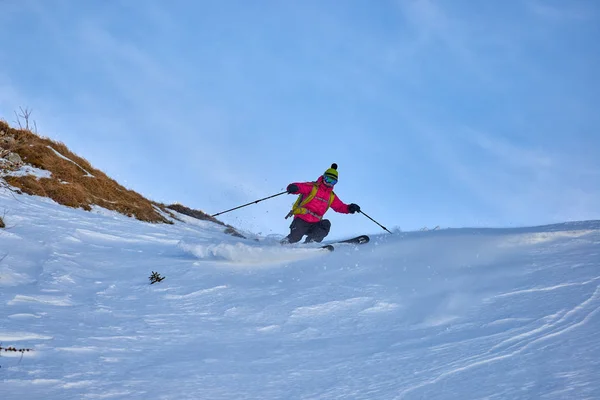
[287,184,299,194]
[348,203,360,214]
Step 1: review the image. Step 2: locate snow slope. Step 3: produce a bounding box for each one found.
[1,188,599,399]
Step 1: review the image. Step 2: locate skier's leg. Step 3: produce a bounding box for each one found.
[284,218,311,244]
[304,219,331,243]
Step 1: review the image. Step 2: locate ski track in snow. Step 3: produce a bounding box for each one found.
[1,188,599,399]
[163,285,228,299]
[396,285,600,398]
[8,294,74,306]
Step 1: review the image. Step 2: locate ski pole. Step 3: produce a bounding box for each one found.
[359,210,393,234]
[211,191,287,217]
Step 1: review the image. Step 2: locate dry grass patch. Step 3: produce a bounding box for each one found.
[166,203,222,224]
[1,120,169,223]
[166,203,245,238]
[0,119,244,235]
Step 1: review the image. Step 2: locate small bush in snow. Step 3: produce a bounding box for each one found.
[0,344,33,368]
[1,345,33,353]
[149,271,165,284]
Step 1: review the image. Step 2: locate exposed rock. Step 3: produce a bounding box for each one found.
[1,136,15,146]
[7,152,22,164]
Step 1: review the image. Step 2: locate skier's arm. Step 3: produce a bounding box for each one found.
[330,194,350,214]
[288,182,314,196]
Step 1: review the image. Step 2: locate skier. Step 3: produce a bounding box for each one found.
[282,163,360,244]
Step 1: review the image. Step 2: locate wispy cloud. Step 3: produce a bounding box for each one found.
[394,0,497,86]
[527,0,598,21]
[465,129,553,170]
[415,121,600,225]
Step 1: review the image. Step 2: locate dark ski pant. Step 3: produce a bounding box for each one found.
[285,218,331,243]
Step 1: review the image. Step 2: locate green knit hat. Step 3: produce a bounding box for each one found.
[323,163,338,180]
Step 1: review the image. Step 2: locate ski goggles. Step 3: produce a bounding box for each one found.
[323,175,337,185]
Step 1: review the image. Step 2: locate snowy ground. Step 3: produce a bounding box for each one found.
[1,187,599,399]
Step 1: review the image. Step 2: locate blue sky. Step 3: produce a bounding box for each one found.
[1,0,599,238]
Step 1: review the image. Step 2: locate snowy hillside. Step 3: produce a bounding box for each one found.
[1,188,599,400]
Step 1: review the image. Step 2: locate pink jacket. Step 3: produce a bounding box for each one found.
[291,176,350,223]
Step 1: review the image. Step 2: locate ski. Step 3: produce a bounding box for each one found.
[320,235,370,250]
[279,235,368,251]
[330,235,370,245]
